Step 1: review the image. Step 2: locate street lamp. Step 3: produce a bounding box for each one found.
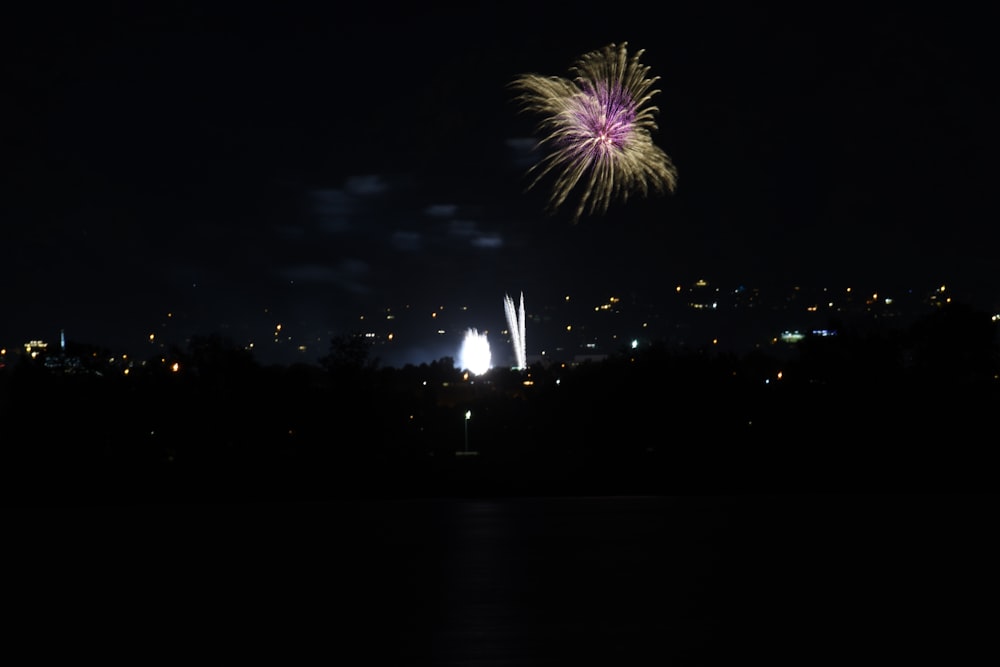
[457,409,477,456]
[464,410,471,454]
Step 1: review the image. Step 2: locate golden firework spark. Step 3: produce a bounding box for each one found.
[511,42,678,223]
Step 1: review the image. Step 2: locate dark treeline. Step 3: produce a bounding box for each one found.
[2,301,997,506]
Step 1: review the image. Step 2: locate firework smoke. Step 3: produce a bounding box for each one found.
[504,292,527,370]
[511,42,678,223]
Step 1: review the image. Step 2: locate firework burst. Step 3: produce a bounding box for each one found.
[511,42,678,223]
[459,328,492,376]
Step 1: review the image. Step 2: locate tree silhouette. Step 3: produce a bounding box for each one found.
[319,333,378,375]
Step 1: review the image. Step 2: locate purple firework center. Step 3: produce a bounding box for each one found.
[510,41,678,223]
[565,82,638,159]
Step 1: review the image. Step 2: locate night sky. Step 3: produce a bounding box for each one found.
[3,3,996,366]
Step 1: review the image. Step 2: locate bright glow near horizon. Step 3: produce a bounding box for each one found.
[459,328,491,376]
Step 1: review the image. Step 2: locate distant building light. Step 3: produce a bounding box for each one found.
[25,340,48,354]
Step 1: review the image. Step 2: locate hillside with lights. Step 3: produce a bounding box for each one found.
[2,292,997,508]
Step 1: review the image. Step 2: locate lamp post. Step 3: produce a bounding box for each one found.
[464,410,471,454]
[457,410,477,457]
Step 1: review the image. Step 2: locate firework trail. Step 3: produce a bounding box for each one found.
[504,292,527,370]
[510,42,678,223]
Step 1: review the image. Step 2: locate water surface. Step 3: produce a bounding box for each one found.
[6,494,993,664]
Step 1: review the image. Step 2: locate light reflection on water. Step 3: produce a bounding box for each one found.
[7,495,994,665]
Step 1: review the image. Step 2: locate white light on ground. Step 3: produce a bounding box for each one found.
[459,328,491,376]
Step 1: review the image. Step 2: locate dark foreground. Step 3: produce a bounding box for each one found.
[3,426,995,509]
[5,494,996,665]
